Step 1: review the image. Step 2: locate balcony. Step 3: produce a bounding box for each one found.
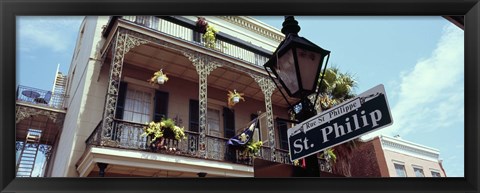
[15,85,67,177]
[120,16,270,67]
[16,85,66,110]
[86,119,292,167]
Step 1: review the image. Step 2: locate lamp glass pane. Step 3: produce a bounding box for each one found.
[297,48,322,92]
[276,49,299,94]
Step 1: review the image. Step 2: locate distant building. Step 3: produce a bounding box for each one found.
[15,68,68,177]
[347,135,447,177]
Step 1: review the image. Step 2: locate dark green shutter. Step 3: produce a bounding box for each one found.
[189,100,199,132]
[277,119,289,150]
[223,107,235,138]
[154,90,169,121]
[224,107,236,162]
[115,82,127,119]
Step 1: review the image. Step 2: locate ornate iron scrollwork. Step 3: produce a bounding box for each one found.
[15,105,62,124]
[101,30,148,144]
[183,52,222,158]
[250,74,277,161]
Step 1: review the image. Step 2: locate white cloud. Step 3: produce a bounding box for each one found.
[362,24,464,139]
[17,16,84,53]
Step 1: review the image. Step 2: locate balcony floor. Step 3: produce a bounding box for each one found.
[77,146,254,177]
[16,103,65,145]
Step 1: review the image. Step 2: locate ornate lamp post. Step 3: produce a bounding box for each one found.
[264,16,331,177]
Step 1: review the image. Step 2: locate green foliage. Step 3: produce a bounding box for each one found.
[142,121,163,141]
[320,148,337,163]
[318,66,357,110]
[142,118,186,141]
[203,25,219,49]
[162,118,175,130]
[244,140,263,156]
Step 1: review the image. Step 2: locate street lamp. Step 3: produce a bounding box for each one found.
[264,16,331,177]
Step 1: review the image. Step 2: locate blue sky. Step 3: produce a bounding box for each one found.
[17,16,464,177]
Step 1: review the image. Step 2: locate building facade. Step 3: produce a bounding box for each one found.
[45,16,304,177]
[348,135,447,177]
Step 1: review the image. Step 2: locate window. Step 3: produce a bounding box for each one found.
[123,87,153,124]
[431,171,441,177]
[394,163,407,177]
[118,86,153,149]
[413,167,425,177]
[207,108,221,137]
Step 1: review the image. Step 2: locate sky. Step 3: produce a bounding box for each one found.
[16,16,464,177]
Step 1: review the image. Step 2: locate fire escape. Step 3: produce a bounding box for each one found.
[15,71,68,177]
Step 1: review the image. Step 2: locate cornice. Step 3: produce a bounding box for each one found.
[218,16,284,43]
[380,136,440,161]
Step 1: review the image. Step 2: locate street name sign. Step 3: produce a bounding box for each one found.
[287,84,393,161]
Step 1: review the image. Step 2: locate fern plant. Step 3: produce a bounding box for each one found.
[142,118,186,141]
[202,25,219,49]
[243,140,263,156]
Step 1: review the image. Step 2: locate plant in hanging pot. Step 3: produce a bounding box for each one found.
[142,118,186,152]
[148,69,169,85]
[227,89,245,108]
[160,118,186,141]
[202,24,219,49]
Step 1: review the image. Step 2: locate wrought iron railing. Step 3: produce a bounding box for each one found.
[16,85,66,110]
[86,119,295,166]
[121,16,270,67]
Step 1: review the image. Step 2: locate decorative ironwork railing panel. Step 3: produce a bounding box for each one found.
[16,85,66,109]
[121,16,269,67]
[86,119,296,166]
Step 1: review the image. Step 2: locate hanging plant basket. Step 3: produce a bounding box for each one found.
[148,69,169,85]
[142,118,186,141]
[157,76,166,84]
[202,24,219,49]
[232,96,240,103]
[227,89,245,108]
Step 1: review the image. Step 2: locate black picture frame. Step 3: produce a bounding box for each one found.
[1,0,478,192]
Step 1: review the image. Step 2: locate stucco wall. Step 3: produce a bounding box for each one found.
[51,16,109,177]
[383,150,446,177]
[122,64,289,139]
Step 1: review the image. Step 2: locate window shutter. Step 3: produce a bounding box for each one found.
[115,82,127,119]
[223,107,235,138]
[154,90,169,121]
[277,119,289,150]
[189,100,199,132]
